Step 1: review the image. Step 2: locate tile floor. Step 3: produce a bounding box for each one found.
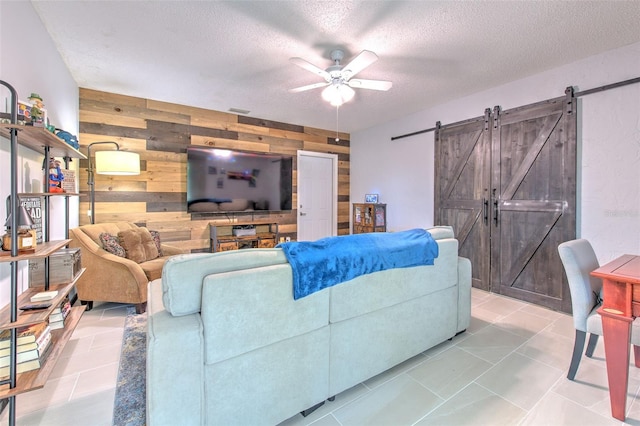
[5,288,640,425]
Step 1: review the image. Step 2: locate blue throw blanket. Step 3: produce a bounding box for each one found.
[277,228,439,300]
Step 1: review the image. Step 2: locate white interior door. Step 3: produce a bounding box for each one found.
[297,150,337,241]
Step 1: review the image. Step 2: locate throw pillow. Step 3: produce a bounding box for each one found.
[117,228,160,263]
[117,229,146,263]
[149,230,163,257]
[99,233,125,258]
[138,227,160,261]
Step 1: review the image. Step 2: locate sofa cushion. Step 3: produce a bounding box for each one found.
[200,264,329,364]
[99,232,126,257]
[141,257,168,281]
[162,249,289,316]
[329,236,459,323]
[118,227,159,263]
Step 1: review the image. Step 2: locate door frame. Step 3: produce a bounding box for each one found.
[296,150,339,239]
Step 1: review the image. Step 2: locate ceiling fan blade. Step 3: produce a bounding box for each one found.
[288,82,329,93]
[289,57,330,81]
[342,50,379,80]
[347,79,393,91]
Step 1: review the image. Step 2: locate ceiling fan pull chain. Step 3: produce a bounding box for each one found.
[335,105,340,142]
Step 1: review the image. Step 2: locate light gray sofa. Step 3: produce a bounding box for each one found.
[146,226,471,426]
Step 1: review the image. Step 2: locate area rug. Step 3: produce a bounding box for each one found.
[113,306,147,426]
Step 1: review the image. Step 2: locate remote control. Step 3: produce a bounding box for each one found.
[20,302,52,311]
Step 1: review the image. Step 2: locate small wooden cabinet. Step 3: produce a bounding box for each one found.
[209,222,279,253]
[352,203,386,234]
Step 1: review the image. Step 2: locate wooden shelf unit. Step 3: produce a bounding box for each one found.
[210,221,279,252]
[0,95,86,421]
[352,203,387,234]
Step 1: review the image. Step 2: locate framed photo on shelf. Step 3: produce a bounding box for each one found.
[365,194,379,203]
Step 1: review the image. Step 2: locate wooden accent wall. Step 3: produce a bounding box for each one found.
[78,88,350,252]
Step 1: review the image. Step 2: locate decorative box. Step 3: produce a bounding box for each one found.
[29,248,82,287]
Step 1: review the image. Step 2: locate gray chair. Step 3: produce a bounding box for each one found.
[558,239,640,380]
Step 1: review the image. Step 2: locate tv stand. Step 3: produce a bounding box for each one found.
[209,221,279,253]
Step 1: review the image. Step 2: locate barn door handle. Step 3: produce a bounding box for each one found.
[492,189,499,226]
[483,198,489,225]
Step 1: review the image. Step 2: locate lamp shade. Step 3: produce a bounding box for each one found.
[95,150,140,175]
[4,205,35,229]
[322,84,355,107]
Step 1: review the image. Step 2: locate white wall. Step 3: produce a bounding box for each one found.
[0,2,79,306]
[352,42,640,264]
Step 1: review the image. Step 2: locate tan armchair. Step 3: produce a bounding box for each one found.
[69,222,185,314]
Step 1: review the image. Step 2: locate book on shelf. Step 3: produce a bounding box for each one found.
[56,298,71,315]
[49,319,64,330]
[0,324,51,357]
[0,328,51,367]
[30,290,59,302]
[49,297,71,327]
[0,334,53,378]
[0,322,49,349]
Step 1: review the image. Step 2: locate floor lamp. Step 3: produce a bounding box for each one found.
[87,142,140,224]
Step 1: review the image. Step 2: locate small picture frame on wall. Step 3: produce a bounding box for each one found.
[365,194,379,203]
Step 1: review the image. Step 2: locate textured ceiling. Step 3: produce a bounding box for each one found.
[32,0,640,133]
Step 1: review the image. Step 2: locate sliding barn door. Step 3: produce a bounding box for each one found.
[434,89,576,312]
[491,91,576,312]
[434,110,492,291]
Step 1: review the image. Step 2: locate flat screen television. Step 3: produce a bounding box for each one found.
[187,147,293,214]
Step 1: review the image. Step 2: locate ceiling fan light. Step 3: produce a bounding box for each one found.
[322,84,355,106]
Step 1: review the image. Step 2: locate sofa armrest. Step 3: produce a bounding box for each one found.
[160,243,185,256]
[147,279,204,426]
[457,256,472,333]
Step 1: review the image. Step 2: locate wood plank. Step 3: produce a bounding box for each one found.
[146,160,187,174]
[80,88,146,108]
[80,122,150,140]
[147,202,185,212]
[190,135,270,153]
[302,140,350,154]
[238,116,304,133]
[80,110,148,129]
[79,201,147,213]
[146,181,185,193]
[228,122,271,135]
[190,124,238,140]
[79,181,147,192]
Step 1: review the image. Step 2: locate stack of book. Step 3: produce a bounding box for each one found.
[0,322,52,378]
[49,297,71,330]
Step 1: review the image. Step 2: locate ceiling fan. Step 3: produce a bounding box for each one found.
[289,49,392,106]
